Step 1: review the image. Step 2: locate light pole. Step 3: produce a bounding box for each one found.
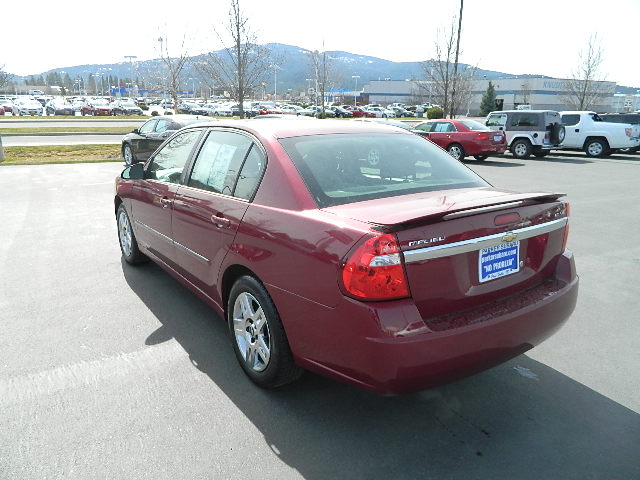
[124,55,137,97]
[351,75,360,106]
[269,64,280,100]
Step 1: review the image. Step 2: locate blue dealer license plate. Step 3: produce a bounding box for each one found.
[479,241,520,283]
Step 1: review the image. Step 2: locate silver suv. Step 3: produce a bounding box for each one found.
[486,110,565,159]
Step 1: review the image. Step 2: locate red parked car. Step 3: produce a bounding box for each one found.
[347,106,376,118]
[413,119,507,161]
[115,120,578,394]
[81,98,114,116]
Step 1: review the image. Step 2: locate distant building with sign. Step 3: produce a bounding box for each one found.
[359,76,620,114]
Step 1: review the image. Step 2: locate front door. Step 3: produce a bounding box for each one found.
[130,128,204,265]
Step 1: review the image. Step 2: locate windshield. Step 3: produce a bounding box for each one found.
[280,133,487,208]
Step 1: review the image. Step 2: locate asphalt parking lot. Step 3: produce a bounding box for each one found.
[1,154,639,479]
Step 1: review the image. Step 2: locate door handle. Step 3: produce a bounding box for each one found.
[575,129,579,132]
[160,197,173,208]
[211,214,231,229]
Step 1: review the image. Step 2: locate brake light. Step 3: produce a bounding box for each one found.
[625,128,632,137]
[476,132,490,140]
[562,203,571,251]
[341,234,410,301]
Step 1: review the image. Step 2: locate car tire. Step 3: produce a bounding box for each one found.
[473,154,488,161]
[228,275,303,389]
[584,138,608,158]
[123,144,136,166]
[447,143,465,161]
[117,204,148,265]
[511,139,532,159]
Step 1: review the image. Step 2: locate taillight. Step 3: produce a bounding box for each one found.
[562,202,571,251]
[341,233,410,301]
[625,128,632,137]
[476,132,490,140]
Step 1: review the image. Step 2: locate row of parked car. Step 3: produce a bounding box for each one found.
[117,109,640,168]
[171,101,431,119]
[0,95,145,116]
[381,109,640,161]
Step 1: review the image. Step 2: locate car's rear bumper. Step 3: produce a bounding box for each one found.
[274,251,578,394]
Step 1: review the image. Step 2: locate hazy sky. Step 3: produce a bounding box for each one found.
[2,0,638,86]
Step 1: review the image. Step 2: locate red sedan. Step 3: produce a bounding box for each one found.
[115,120,578,394]
[413,119,507,161]
[347,106,376,118]
[81,98,114,116]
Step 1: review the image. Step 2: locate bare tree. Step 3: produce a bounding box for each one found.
[420,17,474,117]
[156,35,190,109]
[520,79,532,105]
[561,34,609,110]
[195,0,271,118]
[0,65,11,93]
[308,46,335,114]
[449,0,464,118]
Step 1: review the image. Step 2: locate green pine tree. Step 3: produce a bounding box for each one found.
[479,81,497,116]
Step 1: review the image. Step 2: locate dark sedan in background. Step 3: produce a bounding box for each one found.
[45,99,75,116]
[115,119,578,394]
[120,114,212,165]
[112,99,144,116]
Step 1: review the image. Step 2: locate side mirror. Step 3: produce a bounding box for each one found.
[121,163,144,180]
[131,128,140,134]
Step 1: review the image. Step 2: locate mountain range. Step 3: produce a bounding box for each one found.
[12,43,638,94]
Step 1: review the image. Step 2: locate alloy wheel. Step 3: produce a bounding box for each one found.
[232,292,271,372]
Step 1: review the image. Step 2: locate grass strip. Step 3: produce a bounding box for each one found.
[1,145,121,165]
[0,127,132,134]
[1,115,146,121]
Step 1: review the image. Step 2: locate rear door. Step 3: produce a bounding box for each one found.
[560,113,582,148]
[424,121,454,149]
[171,130,266,304]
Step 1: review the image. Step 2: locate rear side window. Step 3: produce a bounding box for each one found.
[460,120,489,131]
[561,114,580,126]
[187,130,264,199]
[280,133,488,208]
[510,113,539,127]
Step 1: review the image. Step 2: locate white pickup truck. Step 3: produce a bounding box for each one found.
[560,111,640,157]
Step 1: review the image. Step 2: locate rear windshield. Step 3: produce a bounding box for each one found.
[279,133,488,208]
[460,120,489,130]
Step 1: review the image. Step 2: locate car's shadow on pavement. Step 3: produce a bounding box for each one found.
[463,158,524,167]
[122,260,640,480]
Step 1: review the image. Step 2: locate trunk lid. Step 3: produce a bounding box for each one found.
[325,188,569,320]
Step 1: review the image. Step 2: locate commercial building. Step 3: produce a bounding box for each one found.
[359,76,620,114]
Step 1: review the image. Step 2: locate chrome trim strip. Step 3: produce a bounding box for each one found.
[135,221,173,244]
[174,241,210,263]
[135,221,210,263]
[442,201,524,220]
[403,218,568,263]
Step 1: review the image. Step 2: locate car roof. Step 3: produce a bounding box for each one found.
[184,118,414,139]
[489,110,559,114]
